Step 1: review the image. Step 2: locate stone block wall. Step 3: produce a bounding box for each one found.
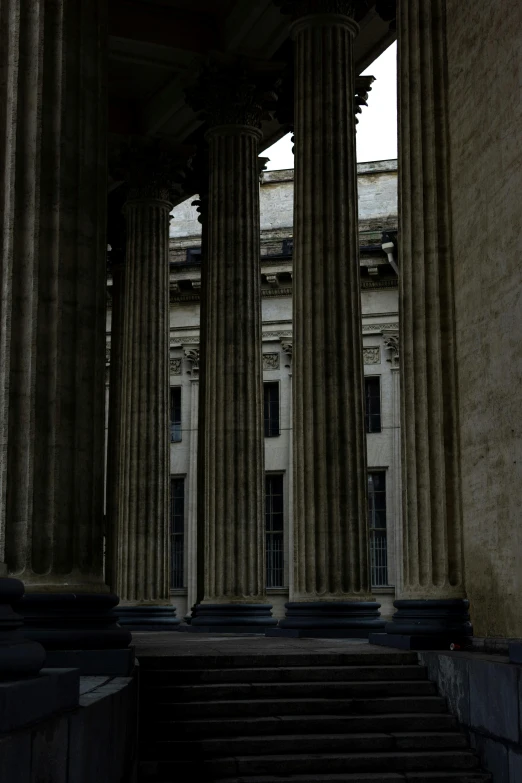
[446,0,522,637]
[0,675,137,783]
[419,651,522,783]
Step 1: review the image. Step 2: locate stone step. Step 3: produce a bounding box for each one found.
[143,680,437,703]
[138,651,419,671]
[141,695,448,720]
[142,732,469,761]
[151,750,480,779]
[144,713,459,741]
[140,665,428,686]
[213,773,492,783]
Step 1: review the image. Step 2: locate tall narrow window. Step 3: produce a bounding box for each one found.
[170,387,181,442]
[264,382,280,437]
[170,477,185,589]
[265,474,284,587]
[368,471,388,587]
[365,376,381,433]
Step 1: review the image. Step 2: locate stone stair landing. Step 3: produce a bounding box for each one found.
[134,638,491,783]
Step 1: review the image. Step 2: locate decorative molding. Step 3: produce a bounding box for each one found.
[186,58,281,130]
[262,287,292,298]
[281,342,293,366]
[383,331,399,366]
[363,347,380,365]
[263,331,292,340]
[361,279,398,289]
[170,357,182,375]
[263,352,280,370]
[184,347,200,375]
[362,323,398,334]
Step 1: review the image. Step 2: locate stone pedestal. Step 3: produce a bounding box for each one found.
[274,1,382,636]
[186,61,278,628]
[0,0,131,658]
[370,0,469,650]
[114,139,185,629]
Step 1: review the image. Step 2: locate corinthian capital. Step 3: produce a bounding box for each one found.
[186,56,281,131]
[275,0,356,19]
[110,135,192,203]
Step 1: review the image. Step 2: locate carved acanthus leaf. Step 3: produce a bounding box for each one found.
[184,348,200,374]
[263,353,280,370]
[363,347,380,365]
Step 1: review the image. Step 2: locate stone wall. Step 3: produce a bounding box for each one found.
[419,651,522,783]
[0,675,137,783]
[446,1,522,637]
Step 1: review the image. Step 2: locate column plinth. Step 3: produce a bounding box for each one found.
[0,0,130,657]
[186,63,280,630]
[274,1,383,636]
[370,0,471,650]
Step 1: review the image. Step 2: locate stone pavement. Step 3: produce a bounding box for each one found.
[132,632,401,658]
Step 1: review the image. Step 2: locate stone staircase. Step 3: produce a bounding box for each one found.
[138,648,490,783]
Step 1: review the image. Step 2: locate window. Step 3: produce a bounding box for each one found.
[264,382,280,437]
[170,477,185,589]
[186,247,202,264]
[282,238,293,256]
[365,376,381,433]
[170,387,181,442]
[265,474,284,588]
[368,471,388,587]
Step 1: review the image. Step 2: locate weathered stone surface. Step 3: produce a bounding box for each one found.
[0,732,31,782]
[195,81,267,606]
[30,715,68,783]
[0,0,108,592]
[396,0,465,602]
[470,732,509,783]
[468,659,519,742]
[116,188,171,603]
[509,749,522,783]
[418,652,470,725]
[289,3,370,601]
[0,668,79,733]
[446,0,522,639]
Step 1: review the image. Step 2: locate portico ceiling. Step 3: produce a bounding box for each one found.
[108,0,395,152]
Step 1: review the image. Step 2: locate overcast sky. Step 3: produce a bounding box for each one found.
[263,42,397,170]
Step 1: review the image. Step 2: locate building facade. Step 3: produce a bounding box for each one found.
[106,160,400,620]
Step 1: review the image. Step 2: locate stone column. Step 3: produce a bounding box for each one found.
[184,350,200,613]
[0,0,130,653]
[378,0,471,645]
[115,140,181,630]
[276,0,383,635]
[105,192,127,590]
[186,60,278,630]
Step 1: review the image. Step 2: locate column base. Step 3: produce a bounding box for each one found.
[0,578,46,677]
[190,604,278,630]
[116,605,181,631]
[14,593,132,650]
[369,599,472,650]
[277,601,384,638]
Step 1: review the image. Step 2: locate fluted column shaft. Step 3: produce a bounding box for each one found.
[291,11,370,600]
[398,0,464,600]
[117,197,171,603]
[105,258,125,589]
[0,0,107,590]
[201,125,265,602]
[186,374,199,611]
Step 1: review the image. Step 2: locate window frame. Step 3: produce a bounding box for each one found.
[170,386,182,443]
[367,469,389,588]
[364,375,382,434]
[265,472,285,589]
[263,381,281,438]
[170,475,185,590]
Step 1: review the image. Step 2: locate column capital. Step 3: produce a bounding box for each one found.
[110,135,191,204]
[186,56,281,132]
